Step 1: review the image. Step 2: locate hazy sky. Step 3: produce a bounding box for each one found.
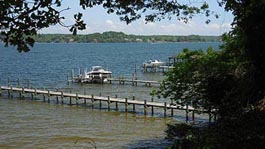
[40,0,234,35]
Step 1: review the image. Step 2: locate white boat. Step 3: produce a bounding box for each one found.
[142,60,165,68]
[84,66,112,83]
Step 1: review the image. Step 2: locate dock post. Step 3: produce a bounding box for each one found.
[214,112,217,122]
[144,100,147,115]
[107,96,110,111]
[91,94,94,109]
[69,90,72,106]
[170,98,174,117]
[43,93,45,102]
[115,100,118,111]
[48,90,50,103]
[84,90,87,106]
[61,91,64,104]
[132,96,135,112]
[164,102,167,117]
[192,111,195,122]
[76,93,78,106]
[31,92,33,100]
[208,108,212,123]
[34,88,37,100]
[7,86,10,97]
[125,98,128,112]
[22,87,25,99]
[56,96,59,104]
[10,86,13,98]
[0,85,2,96]
[99,100,102,109]
[151,98,154,116]
[186,104,189,123]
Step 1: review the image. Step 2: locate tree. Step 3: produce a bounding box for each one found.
[156,0,265,148]
[1,0,213,52]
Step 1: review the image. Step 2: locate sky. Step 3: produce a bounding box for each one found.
[40,0,234,36]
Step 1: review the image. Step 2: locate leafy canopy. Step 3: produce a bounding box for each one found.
[1,0,216,52]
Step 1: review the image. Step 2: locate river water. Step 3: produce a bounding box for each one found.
[0,42,220,148]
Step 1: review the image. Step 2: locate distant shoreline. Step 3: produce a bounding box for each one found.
[34,31,221,43]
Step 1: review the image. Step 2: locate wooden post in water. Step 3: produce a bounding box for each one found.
[0,85,2,96]
[192,111,195,122]
[34,88,37,100]
[144,100,147,115]
[61,91,64,104]
[91,94,94,109]
[186,104,189,123]
[132,96,135,112]
[76,93,78,106]
[107,96,110,111]
[115,100,118,111]
[43,94,46,102]
[151,97,154,116]
[21,87,25,99]
[164,102,167,117]
[208,107,212,123]
[69,90,72,106]
[83,91,87,106]
[170,98,174,117]
[125,98,128,112]
[10,86,13,99]
[48,90,50,103]
[7,86,10,97]
[54,95,58,104]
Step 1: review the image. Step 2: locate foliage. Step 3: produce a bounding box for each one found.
[157,1,265,148]
[166,110,265,149]
[33,32,221,43]
[157,46,244,112]
[0,0,85,52]
[1,0,216,52]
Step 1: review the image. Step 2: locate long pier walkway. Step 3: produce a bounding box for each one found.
[0,86,214,122]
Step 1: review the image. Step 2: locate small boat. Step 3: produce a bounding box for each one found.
[142,60,165,68]
[84,66,112,83]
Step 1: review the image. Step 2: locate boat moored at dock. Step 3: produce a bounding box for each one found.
[72,66,112,83]
[142,60,165,68]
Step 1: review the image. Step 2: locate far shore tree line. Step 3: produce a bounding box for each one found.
[33,31,221,43]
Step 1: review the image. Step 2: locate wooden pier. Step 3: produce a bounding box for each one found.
[70,76,161,87]
[142,65,174,73]
[0,85,213,122]
[108,78,160,86]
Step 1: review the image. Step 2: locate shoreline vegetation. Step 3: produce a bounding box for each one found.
[34,31,221,43]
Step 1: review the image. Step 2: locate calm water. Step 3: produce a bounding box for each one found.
[0,42,220,148]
